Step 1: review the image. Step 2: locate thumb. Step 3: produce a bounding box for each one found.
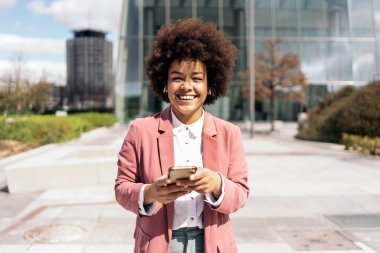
[155,175,169,186]
[190,170,204,181]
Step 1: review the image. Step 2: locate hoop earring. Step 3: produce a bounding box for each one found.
[207,90,212,95]
[163,86,168,93]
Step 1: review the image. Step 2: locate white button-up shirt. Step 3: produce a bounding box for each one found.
[139,109,225,230]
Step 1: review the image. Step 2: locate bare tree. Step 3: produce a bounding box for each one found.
[30,79,52,114]
[4,52,31,114]
[0,90,9,117]
[241,38,308,131]
[0,52,52,116]
[239,70,271,103]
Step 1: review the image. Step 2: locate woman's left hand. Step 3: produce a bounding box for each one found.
[176,168,222,198]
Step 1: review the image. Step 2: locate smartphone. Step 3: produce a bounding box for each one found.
[168,166,197,184]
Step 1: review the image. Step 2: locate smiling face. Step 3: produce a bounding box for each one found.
[167,59,208,124]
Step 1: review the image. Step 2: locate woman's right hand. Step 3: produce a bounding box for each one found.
[144,175,190,204]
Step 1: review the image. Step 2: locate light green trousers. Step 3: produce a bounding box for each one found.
[170,227,205,253]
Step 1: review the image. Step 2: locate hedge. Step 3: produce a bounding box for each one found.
[342,134,380,156]
[297,81,380,143]
[0,113,116,145]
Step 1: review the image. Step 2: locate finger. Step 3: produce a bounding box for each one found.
[190,167,211,180]
[176,179,195,187]
[184,183,206,194]
[192,182,208,192]
[193,178,213,193]
[155,175,169,186]
[190,176,208,187]
[160,190,190,203]
[184,185,197,192]
[189,170,205,181]
[164,184,189,194]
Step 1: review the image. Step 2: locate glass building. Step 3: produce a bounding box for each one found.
[116,0,380,122]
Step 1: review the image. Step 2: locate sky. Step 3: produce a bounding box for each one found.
[0,0,123,85]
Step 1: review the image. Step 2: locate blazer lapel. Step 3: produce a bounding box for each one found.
[202,111,219,253]
[202,111,219,172]
[157,107,175,231]
[157,107,174,176]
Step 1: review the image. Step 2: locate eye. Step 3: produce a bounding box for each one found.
[192,77,203,82]
[172,77,182,82]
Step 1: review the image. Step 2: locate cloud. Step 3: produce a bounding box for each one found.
[0,34,66,84]
[27,0,123,34]
[0,0,17,11]
[0,34,65,57]
[1,0,123,84]
[13,21,22,29]
[0,60,66,85]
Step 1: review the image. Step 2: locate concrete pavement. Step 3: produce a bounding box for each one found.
[0,122,380,253]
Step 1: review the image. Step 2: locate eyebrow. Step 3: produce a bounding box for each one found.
[169,71,205,75]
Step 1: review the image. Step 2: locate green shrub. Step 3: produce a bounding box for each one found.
[27,116,91,144]
[71,113,116,128]
[342,134,380,156]
[0,113,116,145]
[297,81,380,143]
[306,85,356,124]
[0,120,35,143]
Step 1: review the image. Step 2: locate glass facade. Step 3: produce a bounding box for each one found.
[116,0,380,122]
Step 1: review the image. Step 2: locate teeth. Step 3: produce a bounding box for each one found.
[179,95,195,100]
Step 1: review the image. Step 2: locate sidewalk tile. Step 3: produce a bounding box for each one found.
[82,244,134,253]
[26,244,83,253]
[237,242,295,253]
[0,244,30,253]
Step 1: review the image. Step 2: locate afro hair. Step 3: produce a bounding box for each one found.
[145,18,238,105]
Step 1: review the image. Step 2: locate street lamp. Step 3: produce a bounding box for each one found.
[248,0,255,138]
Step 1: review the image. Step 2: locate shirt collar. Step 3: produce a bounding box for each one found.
[171,108,204,138]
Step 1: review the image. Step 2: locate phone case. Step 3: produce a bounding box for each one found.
[168,166,197,184]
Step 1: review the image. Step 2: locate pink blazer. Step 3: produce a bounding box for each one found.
[115,107,249,253]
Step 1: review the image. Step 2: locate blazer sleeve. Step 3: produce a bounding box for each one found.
[211,126,250,214]
[114,122,144,216]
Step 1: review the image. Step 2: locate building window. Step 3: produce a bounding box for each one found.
[301,41,327,83]
[273,0,298,36]
[325,0,349,37]
[255,0,273,36]
[170,0,193,21]
[300,0,326,36]
[374,0,380,38]
[326,40,352,81]
[349,0,375,37]
[197,0,219,26]
[351,41,376,81]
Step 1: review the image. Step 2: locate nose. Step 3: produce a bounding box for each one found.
[181,79,192,89]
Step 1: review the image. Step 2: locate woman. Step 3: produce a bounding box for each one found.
[115,19,249,253]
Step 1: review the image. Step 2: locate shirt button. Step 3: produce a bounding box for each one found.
[191,197,194,200]
[186,127,189,130]
[187,160,189,163]
[190,217,194,221]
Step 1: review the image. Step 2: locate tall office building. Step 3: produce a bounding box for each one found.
[116,0,380,122]
[67,29,114,110]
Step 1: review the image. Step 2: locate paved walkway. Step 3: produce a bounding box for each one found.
[0,123,379,253]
